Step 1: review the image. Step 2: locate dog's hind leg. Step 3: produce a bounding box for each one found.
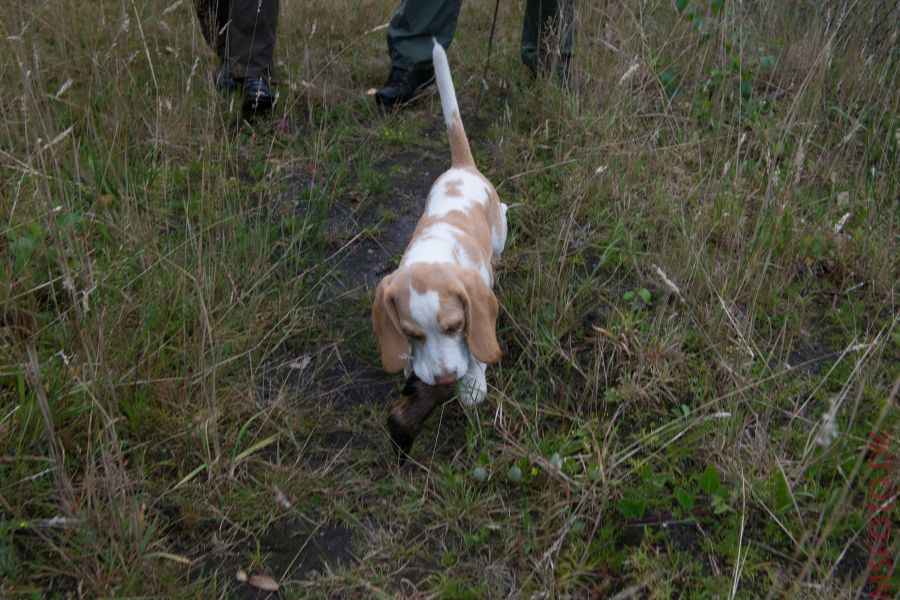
[491,203,508,259]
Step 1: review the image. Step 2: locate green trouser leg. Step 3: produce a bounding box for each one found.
[195,0,279,78]
[521,0,574,71]
[387,0,463,70]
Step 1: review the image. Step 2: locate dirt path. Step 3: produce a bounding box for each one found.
[213,143,451,596]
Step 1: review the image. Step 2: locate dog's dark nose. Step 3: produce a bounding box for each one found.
[434,375,457,387]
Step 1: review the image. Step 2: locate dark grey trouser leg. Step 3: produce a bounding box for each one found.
[227,0,279,78]
[521,0,574,71]
[195,0,278,78]
[195,0,229,61]
[387,0,463,70]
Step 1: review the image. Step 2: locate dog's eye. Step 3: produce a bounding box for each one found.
[444,322,463,335]
[405,330,425,342]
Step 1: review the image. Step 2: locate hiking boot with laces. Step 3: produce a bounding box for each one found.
[526,54,573,91]
[243,76,274,114]
[215,64,238,93]
[375,65,435,108]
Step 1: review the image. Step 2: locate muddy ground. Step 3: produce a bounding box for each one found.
[204,129,462,597]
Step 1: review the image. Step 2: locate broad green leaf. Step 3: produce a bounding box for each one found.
[771,471,791,511]
[700,464,721,495]
[9,235,37,265]
[711,495,733,513]
[569,520,586,535]
[675,487,695,511]
[618,498,647,519]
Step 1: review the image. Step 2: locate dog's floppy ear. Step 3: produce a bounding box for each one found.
[372,274,408,373]
[458,269,501,364]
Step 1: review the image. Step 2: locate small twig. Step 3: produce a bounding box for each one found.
[498,158,579,188]
[474,0,501,117]
[730,474,747,599]
[625,507,711,527]
[610,578,655,600]
[542,508,583,569]
[23,341,77,515]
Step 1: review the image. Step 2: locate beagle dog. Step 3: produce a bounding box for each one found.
[372,39,508,406]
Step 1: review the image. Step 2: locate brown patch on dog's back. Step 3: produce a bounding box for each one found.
[444,178,465,197]
[411,208,494,276]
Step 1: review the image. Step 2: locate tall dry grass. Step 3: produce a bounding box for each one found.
[0,0,896,596]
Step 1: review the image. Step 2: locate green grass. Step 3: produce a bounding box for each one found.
[1,0,897,597]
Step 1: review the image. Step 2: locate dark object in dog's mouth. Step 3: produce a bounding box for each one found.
[387,373,455,459]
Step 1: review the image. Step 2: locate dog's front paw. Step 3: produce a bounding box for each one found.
[459,384,486,406]
[459,368,487,406]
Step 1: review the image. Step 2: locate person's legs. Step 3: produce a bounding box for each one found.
[195,0,229,59]
[521,0,574,77]
[227,0,279,79]
[223,0,279,112]
[387,0,463,70]
[376,0,463,107]
[195,0,235,89]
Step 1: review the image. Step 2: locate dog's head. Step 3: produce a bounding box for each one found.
[372,262,500,386]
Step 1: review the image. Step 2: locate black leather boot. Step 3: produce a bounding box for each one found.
[375,66,435,108]
[243,76,274,113]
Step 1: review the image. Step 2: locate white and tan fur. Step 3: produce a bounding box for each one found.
[372,40,508,406]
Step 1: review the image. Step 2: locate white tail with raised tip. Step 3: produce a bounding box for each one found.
[432,38,474,168]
